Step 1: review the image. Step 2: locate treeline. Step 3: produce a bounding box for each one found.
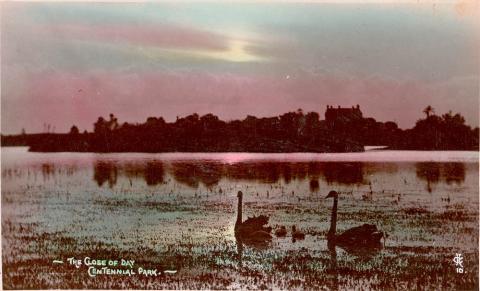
[19,110,364,152]
[393,111,479,150]
[322,108,478,150]
[1,106,478,152]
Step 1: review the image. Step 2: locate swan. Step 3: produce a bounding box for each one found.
[275,226,287,237]
[292,225,305,240]
[235,191,272,243]
[326,190,383,250]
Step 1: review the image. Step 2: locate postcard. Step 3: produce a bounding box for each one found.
[1,1,478,290]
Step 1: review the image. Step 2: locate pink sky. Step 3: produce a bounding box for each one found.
[3,70,476,133]
[1,2,478,133]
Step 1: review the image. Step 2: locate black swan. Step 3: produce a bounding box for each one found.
[234,191,272,243]
[292,225,305,240]
[326,190,383,250]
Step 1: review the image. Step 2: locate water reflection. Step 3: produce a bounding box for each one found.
[322,162,365,185]
[309,179,320,193]
[235,235,272,274]
[91,161,372,188]
[93,162,117,188]
[328,245,339,291]
[327,240,383,290]
[89,160,469,191]
[236,236,244,270]
[94,161,166,187]
[415,162,466,192]
[171,162,222,188]
[443,163,466,185]
[41,163,55,181]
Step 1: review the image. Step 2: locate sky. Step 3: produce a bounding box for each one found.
[1,1,478,134]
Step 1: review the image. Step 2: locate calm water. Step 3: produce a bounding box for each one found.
[1,147,479,289]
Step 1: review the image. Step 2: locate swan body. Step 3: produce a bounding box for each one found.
[235,191,272,242]
[332,223,383,248]
[292,225,305,240]
[326,190,383,249]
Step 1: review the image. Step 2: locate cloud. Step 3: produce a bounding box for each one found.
[41,22,270,63]
[48,22,229,50]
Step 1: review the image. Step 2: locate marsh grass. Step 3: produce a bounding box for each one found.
[1,154,478,289]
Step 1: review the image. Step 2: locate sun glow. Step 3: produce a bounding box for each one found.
[132,38,267,63]
[177,39,266,63]
[210,39,265,63]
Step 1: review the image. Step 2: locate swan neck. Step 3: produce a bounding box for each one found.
[236,195,242,227]
[328,196,338,238]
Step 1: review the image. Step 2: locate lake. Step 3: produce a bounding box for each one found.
[1,147,478,289]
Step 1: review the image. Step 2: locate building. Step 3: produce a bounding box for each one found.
[325,105,363,125]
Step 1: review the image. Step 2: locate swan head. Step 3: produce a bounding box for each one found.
[237,191,243,198]
[325,190,338,199]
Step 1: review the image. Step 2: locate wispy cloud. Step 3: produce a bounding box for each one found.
[130,39,270,63]
[48,23,228,50]
[43,22,270,63]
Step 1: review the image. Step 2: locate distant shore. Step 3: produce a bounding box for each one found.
[0,133,365,153]
[2,107,478,153]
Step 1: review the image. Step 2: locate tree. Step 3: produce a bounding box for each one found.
[385,121,398,131]
[305,112,320,127]
[108,114,119,130]
[94,117,107,134]
[423,105,434,118]
[70,125,79,135]
[442,111,465,126]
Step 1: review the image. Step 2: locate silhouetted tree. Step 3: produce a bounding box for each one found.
[108,113,119,130]
[70,125,79,135]
[384,121,398,131]
[423,105,434,118]
[400,110,476,150]
[94,117,107,134]
[20,106,477,153]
